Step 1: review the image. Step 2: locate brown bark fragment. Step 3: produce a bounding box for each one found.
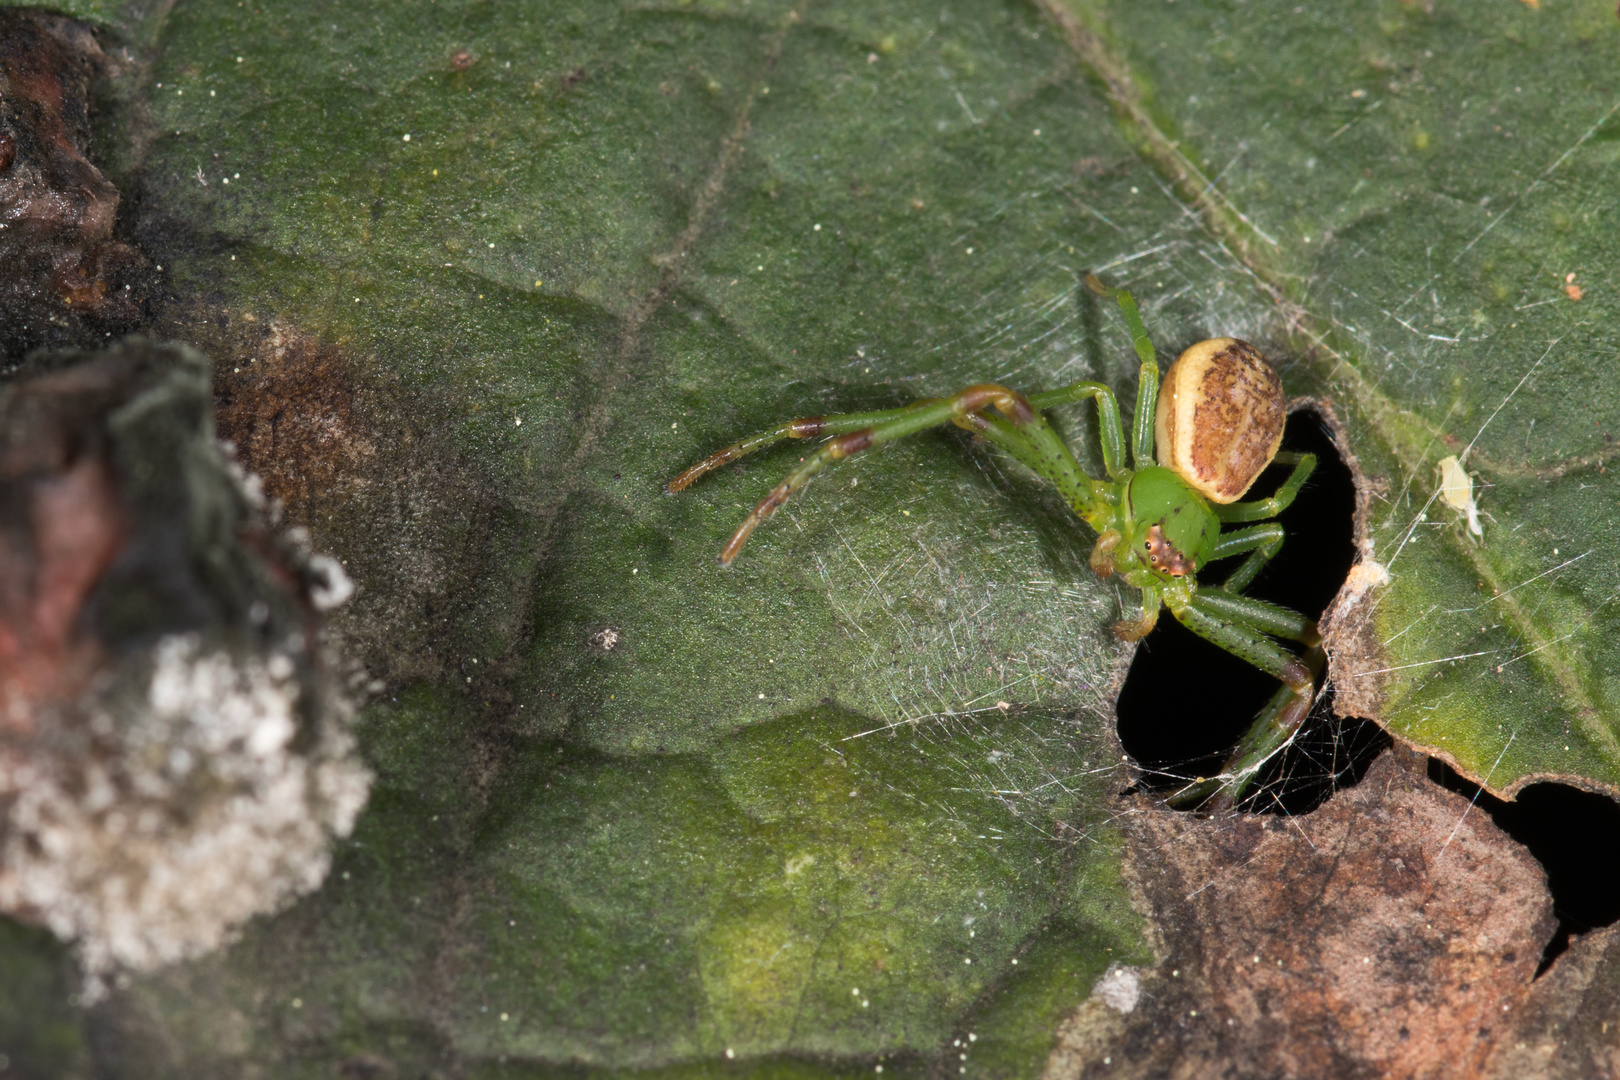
[1483,923,1620,1079]
[1047,751,1555,1079]
[0,9,152,361]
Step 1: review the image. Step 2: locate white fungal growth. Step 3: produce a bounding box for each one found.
[307,552,356,611]
[0,635,370,992]
[1337,559,1391,608]
[1092,965,1142,1014]
[1436,455,1482,539]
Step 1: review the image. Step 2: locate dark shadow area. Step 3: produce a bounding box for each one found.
[1427,758,1620,973]
[1118,408,1389,812]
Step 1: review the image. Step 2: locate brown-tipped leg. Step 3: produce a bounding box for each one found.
[719,510,767,566]
[718,479,792,565]
[1089,530,1121,579]
[953,384,1036,425]
[1279,654,1314,694]
[1112,606,1158,642]
[667,450,742,495]
[667,459,726,495]
[717,427,875,566]
[702,385,1035,565]
[665,417,828,494]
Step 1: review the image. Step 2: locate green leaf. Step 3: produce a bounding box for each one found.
[12,0,1620,1070]
[1056,0,1620,797]
[37,0,1161,1071]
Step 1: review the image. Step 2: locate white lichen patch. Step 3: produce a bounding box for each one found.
[0,635,370,991]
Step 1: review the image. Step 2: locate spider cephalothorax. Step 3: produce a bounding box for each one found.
[668,277,1319,807]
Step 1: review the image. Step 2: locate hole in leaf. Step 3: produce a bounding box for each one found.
[1426,758,1620,973]
[1117,407,1388,811]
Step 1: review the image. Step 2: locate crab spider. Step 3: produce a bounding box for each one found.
[667,276,1320,807]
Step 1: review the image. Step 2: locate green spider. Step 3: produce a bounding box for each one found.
[667,277,1321,806]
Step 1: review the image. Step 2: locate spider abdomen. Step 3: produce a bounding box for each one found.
[1155,337,1285,504]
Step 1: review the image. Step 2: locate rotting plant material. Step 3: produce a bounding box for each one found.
[0,8,152,364]
[213,319,377,516]
[1045,749,1555,1079]
[0,339,369,993]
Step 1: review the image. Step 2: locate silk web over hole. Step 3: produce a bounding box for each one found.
[1115,407,1388,813]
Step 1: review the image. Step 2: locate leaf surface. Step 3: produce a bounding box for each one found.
[7,0,1619,1072]
[1063,0,1620,796]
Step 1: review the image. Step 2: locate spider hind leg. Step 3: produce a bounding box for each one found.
[1162,591,1323,807]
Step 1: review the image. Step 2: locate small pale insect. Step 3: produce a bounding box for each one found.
[668,277,1318,807]
[1436,455,1482,539]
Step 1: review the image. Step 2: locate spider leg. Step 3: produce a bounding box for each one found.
[1208,522,1284,562]
[955,409,1115,525]
[1163,592,1322,807]
[712,384,1039,565]
[1191,588,1319,646]
[1024,382,1127,480]
[666,403,945,493]
[1214,453,1316,523]
[1084,275,1159,468]
[1165,649,1324,810]
[1089,529,1122,579]
[1206,522,1284,594]
[1170,597,1314,693]
[1114,582,1160,641]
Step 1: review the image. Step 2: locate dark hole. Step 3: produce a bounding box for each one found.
[1116,408,1389,812]
[1427,757,1620,973]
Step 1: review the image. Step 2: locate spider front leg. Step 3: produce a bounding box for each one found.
[685,384,1061,565]
[666,404,941,494]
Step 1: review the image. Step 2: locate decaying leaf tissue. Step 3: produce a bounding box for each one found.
[0,341,368,990]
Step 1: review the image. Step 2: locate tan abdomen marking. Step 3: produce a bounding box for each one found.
[1155,338,1286,504]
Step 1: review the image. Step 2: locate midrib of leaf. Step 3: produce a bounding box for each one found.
[405,5,807,1023]
[518,7,797,573]
[1042,0,1619,785]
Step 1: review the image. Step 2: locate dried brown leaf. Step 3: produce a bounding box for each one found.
[1048,751,1556,1079]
